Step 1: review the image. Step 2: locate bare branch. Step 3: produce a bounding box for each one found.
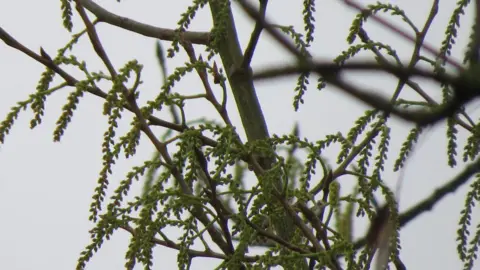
[241,0,268,68]
[253,61,479,127]
[236,0,305,60]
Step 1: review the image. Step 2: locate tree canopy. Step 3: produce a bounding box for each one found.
[1,0,480,269]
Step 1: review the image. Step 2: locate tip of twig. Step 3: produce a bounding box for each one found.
[40,47,52,62]
[213,61,221,84]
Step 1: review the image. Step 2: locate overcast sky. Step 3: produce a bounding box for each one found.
[1,0,479,269]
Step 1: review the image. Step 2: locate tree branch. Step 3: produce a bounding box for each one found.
[120,224,258,262]
[1,9,231,257]
[0,26,223,148]
[209,0,270,144]
[75,0,231,254]
[353,157,480,249]
[78,0,210,45]
[253,61,479,127]
[241,0,268,68]
[181,40,233,126]
[236,0,305,60]
[343,0,463,71]
[352,17,474,133]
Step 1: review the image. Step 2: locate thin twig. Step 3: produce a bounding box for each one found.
[242,0,268,68]
[181,41,233,127]
[76,3,116,76]
[155,41,181,125]
[236,0,305,61]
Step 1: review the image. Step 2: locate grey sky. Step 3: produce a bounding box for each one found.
[0,0,478,269]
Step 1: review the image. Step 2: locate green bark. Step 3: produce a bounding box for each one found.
[208,1,306,269]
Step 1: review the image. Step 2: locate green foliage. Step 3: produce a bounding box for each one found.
[89,60,144,222]
[382,184,401,260]
[447,118,459,167]
[77,160,163,269]
[270,132,347,191]
[3,25,95,145]
[457,175,480,270]
[334,42,400,66]
[394,126,423,172]
[463,124,480,162]
[60,0,73,32]
[462,23,478,65]
[145,61,211,117]
[53,81,86,142]
[277,25,312,111]
[168,0,209,58]
[3,1,480,269]
[205,0,230,60]
[438,0,472,64]
[436,0,472,124]
[356,133,376,209]
[338,109,378,163]
[0,101,29,145]
[372,124,390,188]
[347,2,416,44]
[0,86,58,145]
[293,72,310,111]
[302,0,316,45]
[464,223,480,270]
[29,69,54,129]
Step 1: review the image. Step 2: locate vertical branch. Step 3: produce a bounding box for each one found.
[207,2,306,268]
[208,0,270,145]
[242,0,268,68]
